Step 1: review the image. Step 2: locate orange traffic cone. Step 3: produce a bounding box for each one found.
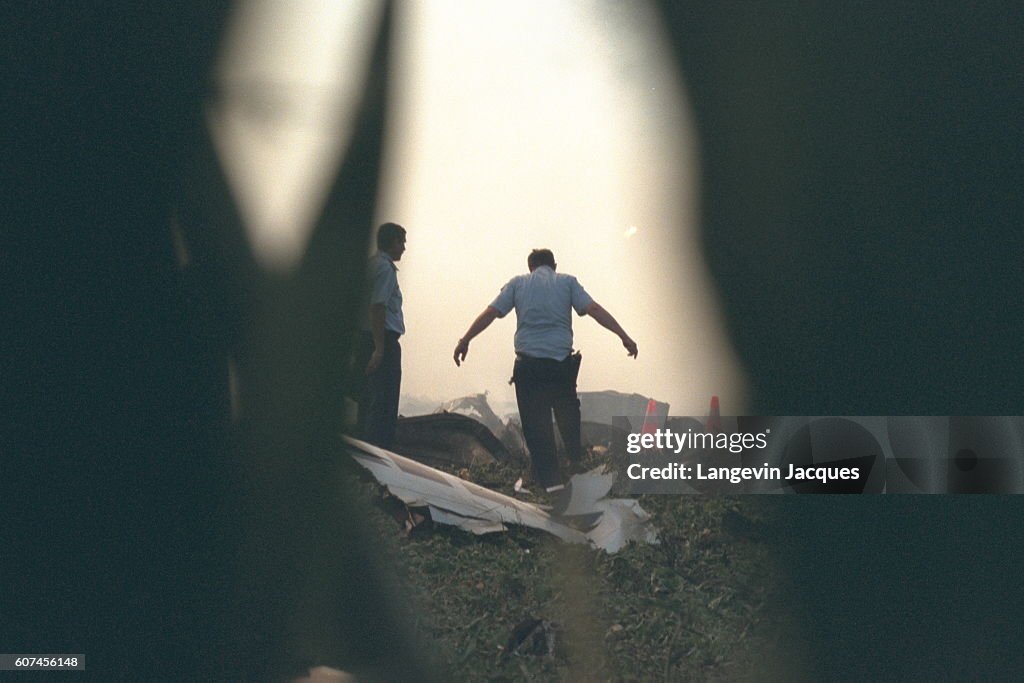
[640,398,661,453]
[641,398,659,434]
[705,395,721,433]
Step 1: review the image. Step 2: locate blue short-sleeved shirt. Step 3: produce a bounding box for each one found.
[489,266,593,360]
[366,251,404,335]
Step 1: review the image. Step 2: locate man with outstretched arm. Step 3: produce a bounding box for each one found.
[453,249,637,510]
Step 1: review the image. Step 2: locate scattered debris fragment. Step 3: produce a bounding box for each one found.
[393,412,515,467]
[343,436,658,553]
[578,390,670,432]
[498,416,528,458]
[435,392,529,458]
[437,392,507,437]
[290,666,354,683]
[507,617,557,657]
[394,507,427,537]
[580,420,631,452]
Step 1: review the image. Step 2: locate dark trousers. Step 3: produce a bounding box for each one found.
[512,353,583,489]
[355,331,402,449]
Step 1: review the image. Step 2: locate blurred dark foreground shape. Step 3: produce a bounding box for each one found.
[657,2,1024,679]
[6,1,434,679]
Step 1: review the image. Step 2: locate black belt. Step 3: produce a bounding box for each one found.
[515,352,572,362]
[510,351,582,383]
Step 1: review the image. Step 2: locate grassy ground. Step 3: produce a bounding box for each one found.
[352,453,799,681]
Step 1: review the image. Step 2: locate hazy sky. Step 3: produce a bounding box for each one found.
[212,0,746,417]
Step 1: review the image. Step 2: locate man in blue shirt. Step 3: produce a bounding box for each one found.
[454,249,637,503]
[355,222,406,448]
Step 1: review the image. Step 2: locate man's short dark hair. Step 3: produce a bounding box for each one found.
[528,249,556,270]
[376,222,406,250]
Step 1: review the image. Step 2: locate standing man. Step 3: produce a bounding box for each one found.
[356,222,406,449]
[453,249,637,504]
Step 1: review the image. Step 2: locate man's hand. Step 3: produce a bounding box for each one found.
[621,335,638,358]
[365,347,384,375]
[454,308,499,366]
[453,338,469,367]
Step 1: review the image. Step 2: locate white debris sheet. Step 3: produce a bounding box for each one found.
[342,436,658,553]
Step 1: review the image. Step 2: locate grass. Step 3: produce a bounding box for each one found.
[351,452,799,681]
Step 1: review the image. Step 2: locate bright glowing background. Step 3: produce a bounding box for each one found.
[212,0,746,417]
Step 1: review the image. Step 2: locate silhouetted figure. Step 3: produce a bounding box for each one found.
[454,249,637,504]
[355,222,406,449]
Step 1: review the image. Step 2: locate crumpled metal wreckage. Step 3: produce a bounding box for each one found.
[343,436,658,554]
[393,412,517,467]
[432,390,662,459]
[436,392,507,440]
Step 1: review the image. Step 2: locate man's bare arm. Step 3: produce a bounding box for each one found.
[585,301,638,358]
[454,306,501,366]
